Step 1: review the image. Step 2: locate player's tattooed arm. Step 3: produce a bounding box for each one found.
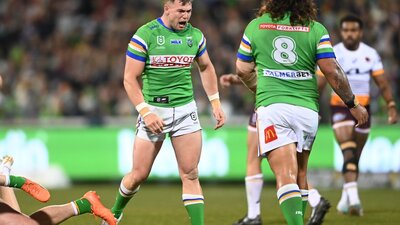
[236,59,256,93]
[317,58,354,103]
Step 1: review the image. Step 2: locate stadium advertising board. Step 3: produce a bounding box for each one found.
[0,126,399,181]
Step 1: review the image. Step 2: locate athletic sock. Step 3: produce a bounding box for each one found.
[337,185,348,207]
[1,163,11,176]
[344,182,360,205]
[7,175,26,188]
[183,194,204,225]
[300,189,308,219]
[308,188,321,208]
[111,182,140,218]
[71,198,91,215]
[245,173,263,219]
[277,184,303,225]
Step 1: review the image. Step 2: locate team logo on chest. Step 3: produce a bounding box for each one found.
[186,37,193,47]
[157,36,165,45]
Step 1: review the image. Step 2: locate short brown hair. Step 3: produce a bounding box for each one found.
[163,0,193,4]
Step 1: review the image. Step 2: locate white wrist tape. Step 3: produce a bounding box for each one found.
[135,102,149,113]
[208,92,220,101]
[142,111,152,118]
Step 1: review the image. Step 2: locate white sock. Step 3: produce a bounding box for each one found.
[119,181,139,197]
[245,174,263,219]
[70,202,79,216]
[3,174,10,186]
[308,188,321,207]
[344,182,360,205]
[182,194,204,206]
[338,185,348,207]
[0,159,12,176]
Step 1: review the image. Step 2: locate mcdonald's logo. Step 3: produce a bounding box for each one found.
[264,125,278,143]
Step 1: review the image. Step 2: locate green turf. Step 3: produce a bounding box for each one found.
[15,183,400,225]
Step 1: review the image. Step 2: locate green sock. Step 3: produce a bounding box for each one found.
[279,197,304,225]
[9,175,26,188]
[301,189,308,219]
[73,198,91,214]
[302,200,308,219]
[111,183,138,218]
[183,194,204,225]
[277,184,303,225]
[111,191,133,218]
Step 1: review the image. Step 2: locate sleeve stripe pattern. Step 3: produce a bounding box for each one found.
[197,35,207,57]
[132,35,148,51]
[237,52,253,61]
[198,35,205,49]
[126,34,148,62]
[372,69,384,76]
[129,40,147,54]
[129,41,146,54]
[316,52,336,59]
[317,41,332,49]
[126,50,146,62]
[316,34,335,60]
[240,35,252,54]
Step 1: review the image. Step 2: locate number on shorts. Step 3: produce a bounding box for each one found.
[272,36,298,65]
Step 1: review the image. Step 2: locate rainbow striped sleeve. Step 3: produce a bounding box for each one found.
[316,34,335,60]
[237,34,253,61]
[127,29,148,62]
[197,34,206,57]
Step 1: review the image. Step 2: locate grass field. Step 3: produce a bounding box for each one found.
[15,183,400,225]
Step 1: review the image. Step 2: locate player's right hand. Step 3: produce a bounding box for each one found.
[219,74,239,88]
[143,113,165,134]
[349,104,369,127]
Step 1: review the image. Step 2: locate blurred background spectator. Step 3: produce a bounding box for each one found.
[0,0,398,125]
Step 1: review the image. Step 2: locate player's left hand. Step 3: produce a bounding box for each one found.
[388,107,398,124]
[213,107,225,130]
[210,100,225,129]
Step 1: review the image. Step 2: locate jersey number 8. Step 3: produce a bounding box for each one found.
[272,36,298,65]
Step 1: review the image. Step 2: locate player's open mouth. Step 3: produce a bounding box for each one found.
[178,21,187,27]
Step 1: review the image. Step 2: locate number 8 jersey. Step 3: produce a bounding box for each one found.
[237,14,336,112]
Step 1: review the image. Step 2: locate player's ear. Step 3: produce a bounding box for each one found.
[164,2,170,15]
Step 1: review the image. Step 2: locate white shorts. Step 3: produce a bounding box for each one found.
[256,103,318,155]
[136,101,202,142]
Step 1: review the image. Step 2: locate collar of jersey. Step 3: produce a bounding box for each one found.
[157,17,188,33]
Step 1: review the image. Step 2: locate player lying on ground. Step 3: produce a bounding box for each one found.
[0,156,117,225]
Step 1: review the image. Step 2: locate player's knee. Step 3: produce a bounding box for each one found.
[182,168,199,181]
[340,141,359,174]
[342,156,358,174]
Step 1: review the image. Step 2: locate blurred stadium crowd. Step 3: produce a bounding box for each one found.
[0,0,399,123]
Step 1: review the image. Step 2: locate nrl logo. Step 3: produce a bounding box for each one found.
[157,36,165,45]
[186,37,193,47]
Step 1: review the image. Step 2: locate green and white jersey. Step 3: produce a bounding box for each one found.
[237,13,335,112]
[127,18,206,107]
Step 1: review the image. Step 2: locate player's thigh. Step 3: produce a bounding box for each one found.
[171,130,202,174]
[132,136,163,175]
[331,106,356,143]
[0,202,36,225]
[333,125,355,143]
